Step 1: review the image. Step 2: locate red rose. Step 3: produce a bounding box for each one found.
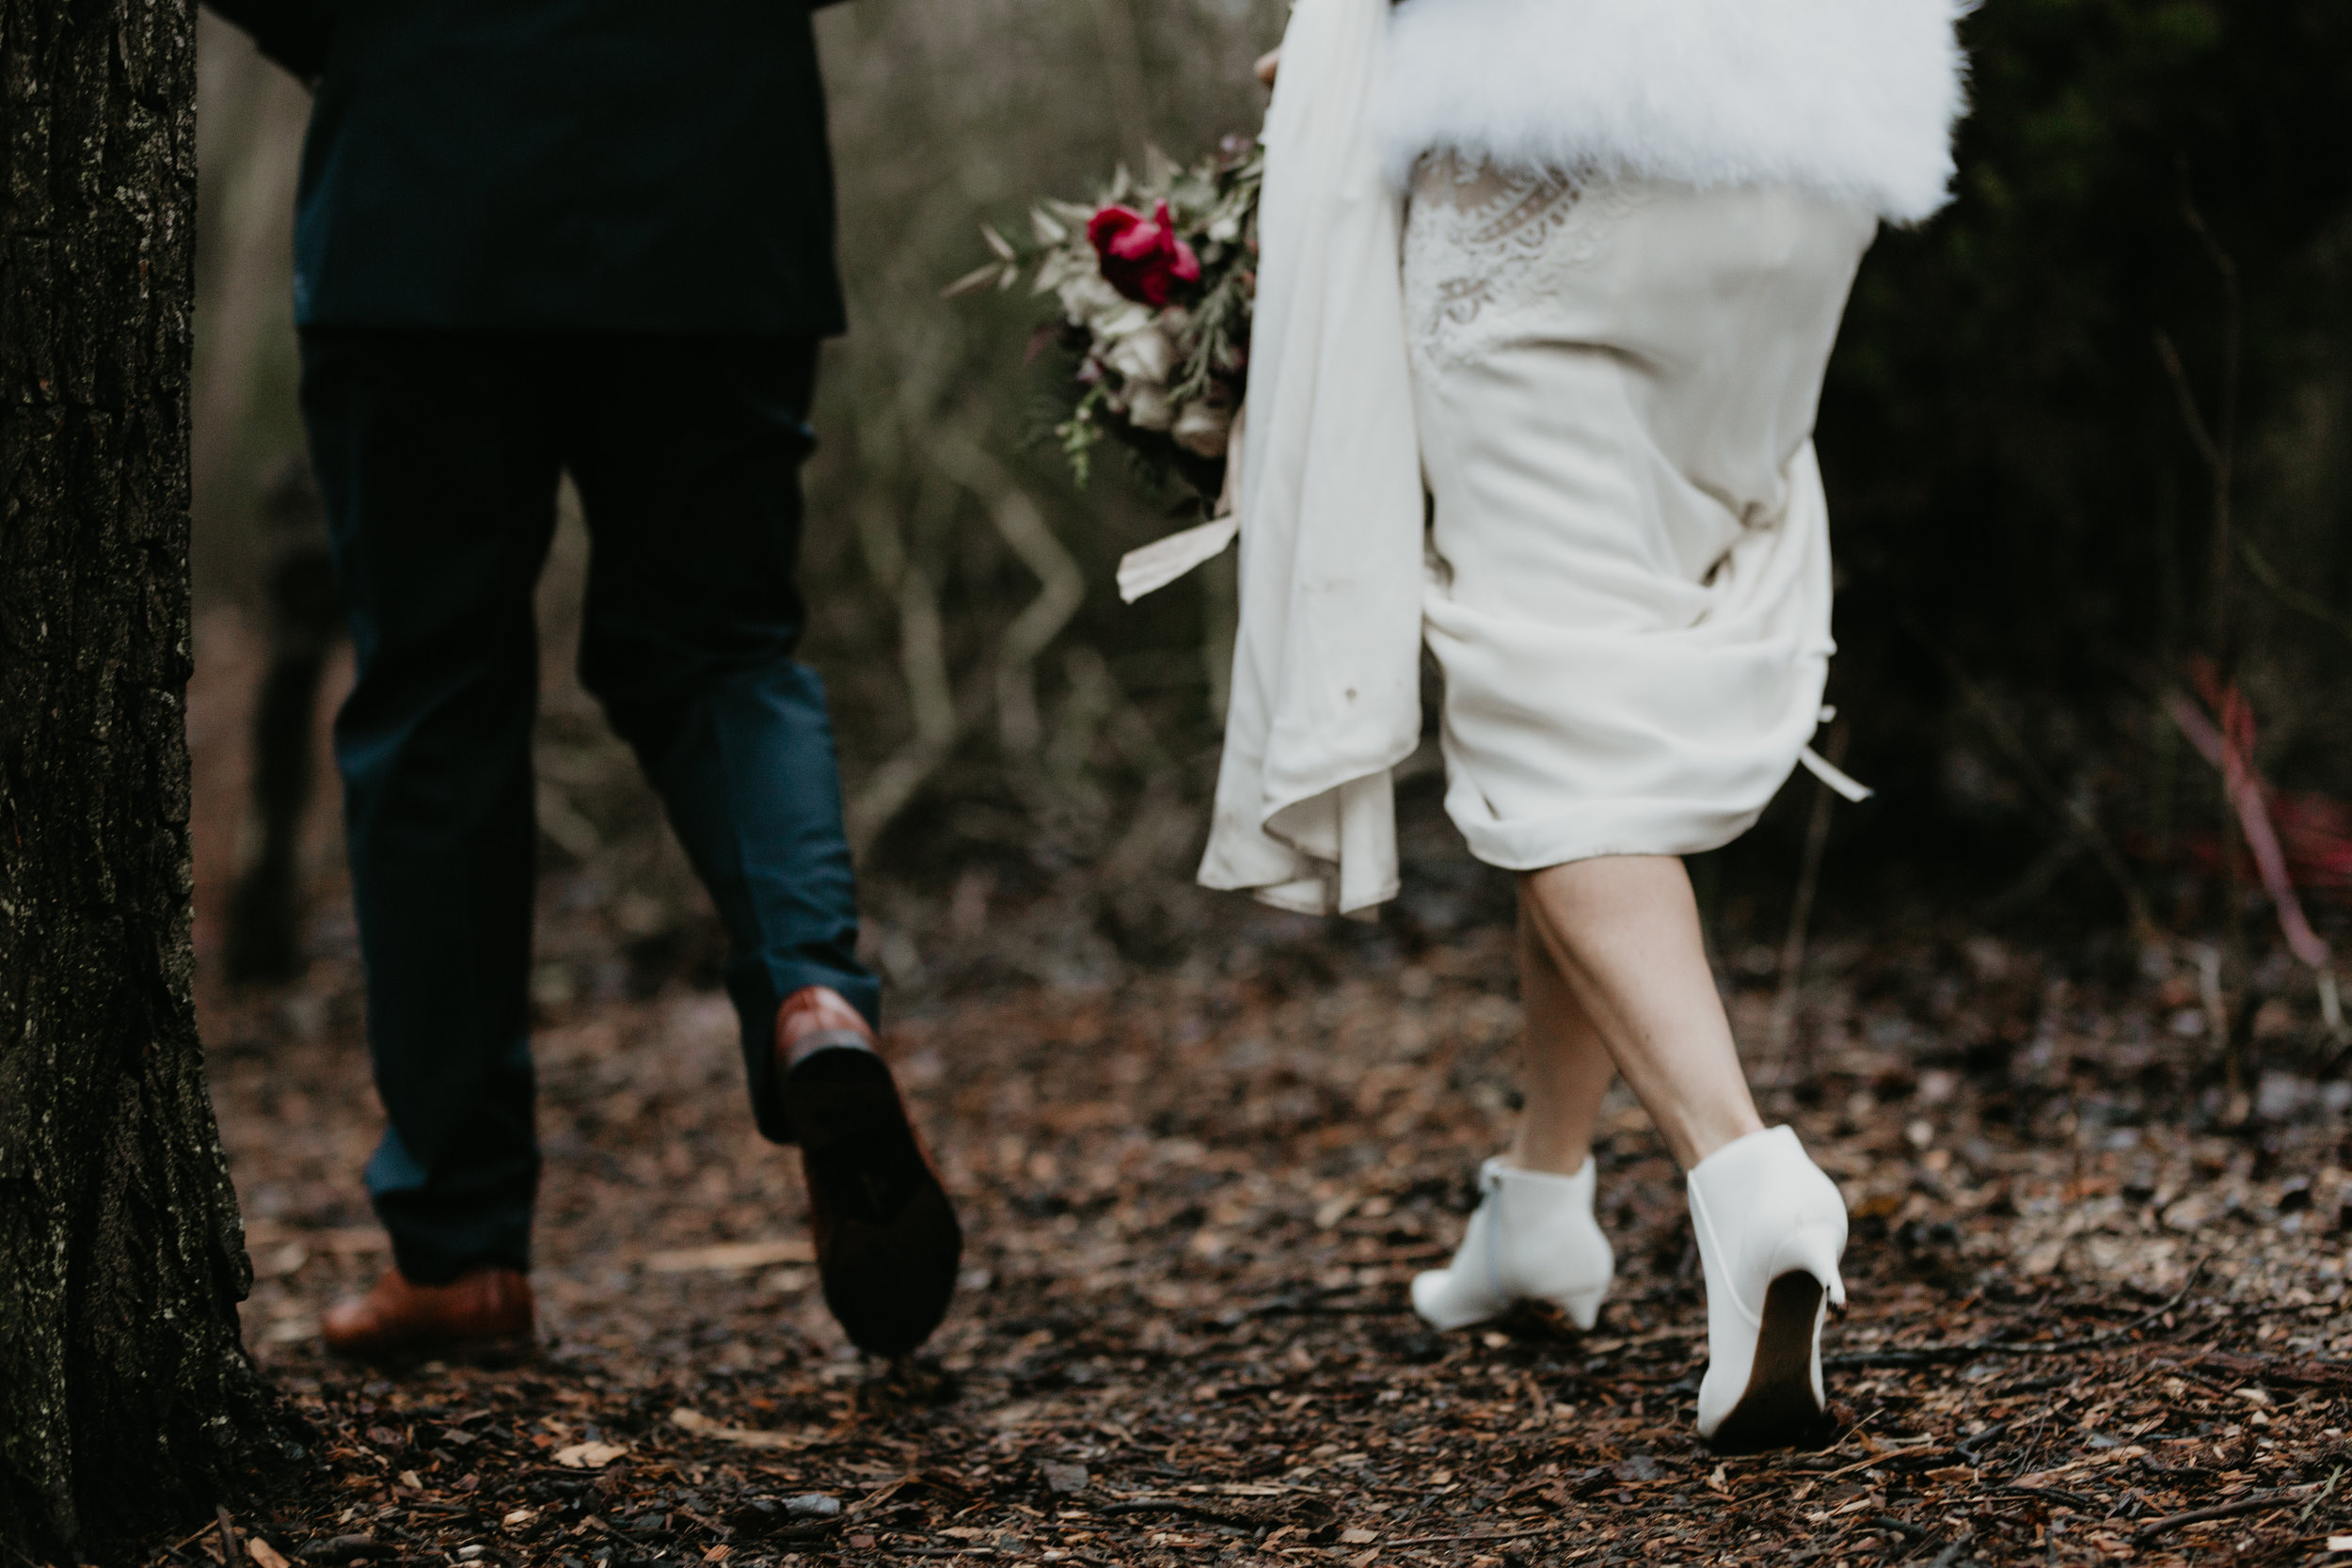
[1086,200,1202,308]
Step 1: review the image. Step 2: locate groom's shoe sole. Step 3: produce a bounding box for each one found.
[786,1043,962,1356]
[1704,1272,1835,1454]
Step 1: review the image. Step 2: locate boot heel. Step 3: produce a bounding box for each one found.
[1704,1269,1834,1454]
[1770,1222,1846,1307]
[1549,1285,1606,1332]
[1703,1221,1845,1452]
[1688,1126,1850,1451]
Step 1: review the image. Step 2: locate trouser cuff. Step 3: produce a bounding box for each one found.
[729,958,883,1146]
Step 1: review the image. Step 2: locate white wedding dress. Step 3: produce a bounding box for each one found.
[1403,156,1873,870]
[1172,0,1963,914]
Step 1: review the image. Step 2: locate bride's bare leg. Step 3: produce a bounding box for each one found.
[1518,855,1764,1170]
[1411,888,1621,1332]
[1509,889,1615,1175]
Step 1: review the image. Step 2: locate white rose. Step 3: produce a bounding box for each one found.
[1093,300,1155,342]
[1057,273,1127,329]
[1125,383,1174,430]
[1034,246,1088,296]
[1170,399,1232,457]
[1104,325,1175,387]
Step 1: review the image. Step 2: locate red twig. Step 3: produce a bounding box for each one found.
[2161,681,2330,970]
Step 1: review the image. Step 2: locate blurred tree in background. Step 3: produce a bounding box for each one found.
[186,0,2352,992]
[1825,0,2352,919]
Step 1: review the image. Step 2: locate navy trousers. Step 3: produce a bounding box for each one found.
[299,329,880,1285]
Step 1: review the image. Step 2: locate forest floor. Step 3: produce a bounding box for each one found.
[158,610,2352,1568]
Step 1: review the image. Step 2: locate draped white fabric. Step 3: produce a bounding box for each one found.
[1194,0,1424,918]
[1160,0,1921,917]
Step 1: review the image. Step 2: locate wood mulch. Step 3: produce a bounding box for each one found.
[157,608,2352,1567]
[162,914,2352,1568]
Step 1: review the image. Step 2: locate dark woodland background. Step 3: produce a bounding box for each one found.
[188,0,2352,1023]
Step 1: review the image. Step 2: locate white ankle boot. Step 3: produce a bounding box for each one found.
[1410,1157,1614,1332]
[1687,1125,1848,1450]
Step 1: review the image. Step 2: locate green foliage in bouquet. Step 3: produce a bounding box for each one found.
[948,137,1263,506]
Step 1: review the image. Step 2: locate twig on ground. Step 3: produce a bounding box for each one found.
[1917,1528,1974,1568]
[1095,1499,1263,1528]
[1242,1298,1415,1321]
[1952,1423,2010,1464]
[2297,1465,2344,1528]
[1380,1525,1558,1548]
[1992,1485,2101,1511]
[162,1520,232,1558]
[761,1522,849,1545]
[1825,1265,2201,1370]
[2155,1346,2352,1388]
[2133,1483,2315,1544]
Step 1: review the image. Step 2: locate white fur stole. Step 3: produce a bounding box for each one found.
[1374,0,1971,223]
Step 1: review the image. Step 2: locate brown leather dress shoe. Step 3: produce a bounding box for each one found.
[777,987,962,1356]
[320,1264,535,1361]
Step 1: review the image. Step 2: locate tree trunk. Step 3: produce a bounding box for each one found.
[0,0,302,1556]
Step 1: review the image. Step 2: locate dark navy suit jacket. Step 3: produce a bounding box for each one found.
[208,0,847,336]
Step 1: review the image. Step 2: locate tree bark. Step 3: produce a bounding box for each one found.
[0,0,302,1556]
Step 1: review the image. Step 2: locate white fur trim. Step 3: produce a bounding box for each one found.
[1375,0,1971,223]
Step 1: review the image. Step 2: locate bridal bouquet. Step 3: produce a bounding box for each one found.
[946,136,1262,507]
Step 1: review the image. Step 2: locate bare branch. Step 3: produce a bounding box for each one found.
[2152,330,2223,476]
[1907,617,2158,941]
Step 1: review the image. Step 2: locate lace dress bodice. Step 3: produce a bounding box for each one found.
[1401,153,1646,368]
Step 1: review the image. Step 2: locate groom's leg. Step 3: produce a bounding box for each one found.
[302,327,562,1289]
[558,333,877,1132]
[560,334,958,1355]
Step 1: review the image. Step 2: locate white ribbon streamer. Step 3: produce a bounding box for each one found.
[1797,746,1874,803]
[1117,515,1238,603]
[1116,404,1246,603]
